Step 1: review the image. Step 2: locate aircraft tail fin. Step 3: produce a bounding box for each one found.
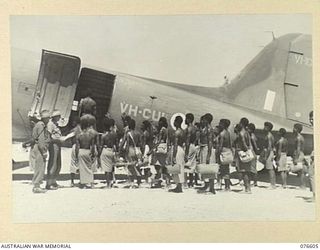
[221,33,312,125]
[148,33,312,125]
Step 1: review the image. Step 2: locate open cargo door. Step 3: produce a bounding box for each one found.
[29,50,81,126]
[284,35,312,125]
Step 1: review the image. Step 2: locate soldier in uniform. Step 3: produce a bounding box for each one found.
[22,115,41,173]
[31,110,51,193]
[46,110,63,190]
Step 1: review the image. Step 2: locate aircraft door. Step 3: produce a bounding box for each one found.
[29,50,81,126]
[284,35,312,124]
[73,68,116,132]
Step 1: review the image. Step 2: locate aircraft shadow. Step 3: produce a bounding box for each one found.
[12,160,29,170]
[295,195,315,203]
[230,168,310,188]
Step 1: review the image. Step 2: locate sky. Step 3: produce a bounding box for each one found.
[10,15,311,87]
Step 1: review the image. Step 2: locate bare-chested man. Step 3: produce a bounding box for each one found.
[293,123,307,189]
[308,111,315,200]
[197,113,216,195]
[118,115,131,157]
[154,117,170,187]
[87,114,100,174]
[75,115,98,189]
[69,116,82,187]
[141,120,154,158]
[238,118,253,193]
[263,121,276,189]
[247,123,259,187]
[184,113,198,187]
[169,116,186,193]
[79,89,97,117]
[140,120,154,185]
[217,119,233,191]
[275,128,288,188]
[124,119,143,188]
[100,118,118,188]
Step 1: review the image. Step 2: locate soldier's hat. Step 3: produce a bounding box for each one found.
[51,110,61,118]
[34,112,41,121]
[40,110,50,119]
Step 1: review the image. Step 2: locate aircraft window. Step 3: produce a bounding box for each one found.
[72,100,79,111]
[17,82,35,95]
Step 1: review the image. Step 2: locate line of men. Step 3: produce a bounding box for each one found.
[24,89,97,193]
[25,103,315,199]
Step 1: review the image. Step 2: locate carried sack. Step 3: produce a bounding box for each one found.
[220,149,234,164]
[114,159,130,176]
[156,143,167,154]
[133,147,141,157]
[166,164,181,174]
[155,127,168,154]
[116,166,130,176]
[256,160,265,172]
[128,132,141,157]
[290,162,304,173]
[220,133,234,164]
[196,163,219,175]
[258,150,266,165]
[119,138,127,153]
[239,149,254,163]
[293,150,305,162]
